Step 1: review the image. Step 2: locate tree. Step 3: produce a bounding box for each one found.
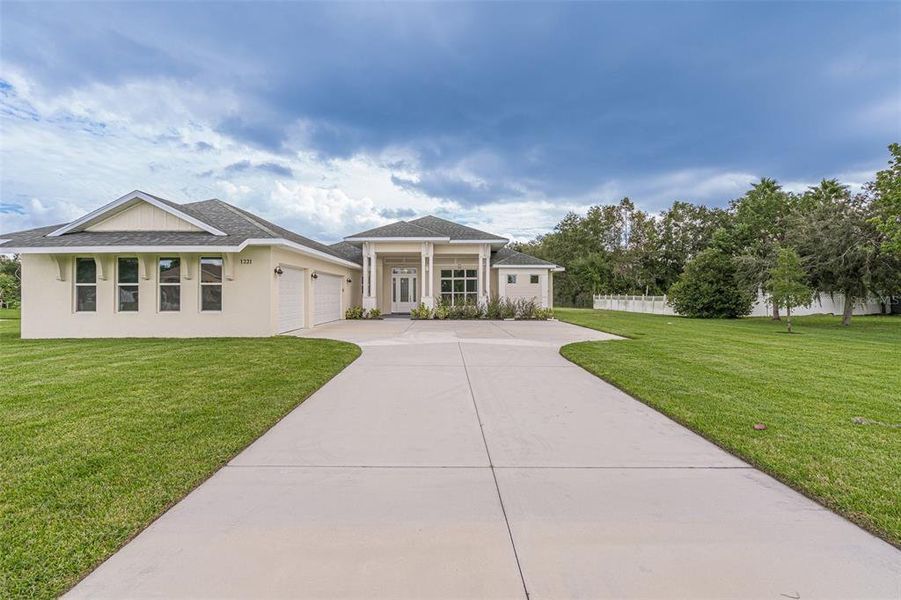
[867,143,901,257]
[766,247,814,333]
[668,229,755,318]
[730,178,797,319]
[0,255,21,308]
[795,180,900,326]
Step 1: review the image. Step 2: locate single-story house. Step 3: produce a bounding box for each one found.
[0,190,562,338]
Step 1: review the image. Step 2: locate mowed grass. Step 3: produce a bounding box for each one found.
[0,312,360,598]
[557,309,901,546]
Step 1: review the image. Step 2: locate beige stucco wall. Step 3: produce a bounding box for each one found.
[497,267,551,308]
[20,245,362,338]
[86,202,203,232]
[20,247,273,338]
[269,247,359,328]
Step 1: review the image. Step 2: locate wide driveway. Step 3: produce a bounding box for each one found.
[69,319,901,599]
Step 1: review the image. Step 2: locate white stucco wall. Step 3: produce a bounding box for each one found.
[497,268,551,308]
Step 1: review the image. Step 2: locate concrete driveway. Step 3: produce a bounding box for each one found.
[69,320,901,599]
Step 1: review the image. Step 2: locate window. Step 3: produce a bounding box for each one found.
[117,257,139,311]
[530,274,540,284]
[506,274,517,285]
[159,257,181,311]
[75,257,97,312]
[200,257,223,311]
[440,268,477,305]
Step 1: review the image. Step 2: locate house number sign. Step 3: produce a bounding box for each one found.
[240,259,253,265]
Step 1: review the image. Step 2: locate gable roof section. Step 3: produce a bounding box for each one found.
[409,215,507,243]
[344,214,508,244]
[344,220,450,241]
[48,190,226,237]
[491,247,559,268]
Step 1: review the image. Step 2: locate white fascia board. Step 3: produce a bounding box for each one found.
[10,245,243,254]
[491,264,558,269]
[450,239,506,243]
[48,190,227,237]
[343,236,449,242]
[9,238,362,270]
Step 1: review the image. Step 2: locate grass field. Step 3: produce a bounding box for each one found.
[556,308,901,547]
[0,311,360,598]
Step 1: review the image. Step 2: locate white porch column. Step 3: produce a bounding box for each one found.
[477,243,489,305]
[421,241,434,308]
[362,242,377,310]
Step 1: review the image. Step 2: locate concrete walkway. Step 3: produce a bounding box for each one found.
[69,320,901,599]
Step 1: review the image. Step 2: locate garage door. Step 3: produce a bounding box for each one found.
[313,273,342,325]
[278,267,305,333]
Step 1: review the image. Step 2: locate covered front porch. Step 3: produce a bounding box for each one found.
[359,242,494,315]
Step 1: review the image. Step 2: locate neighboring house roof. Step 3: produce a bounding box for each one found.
[0,191,359,268]
[491,247,559,268]
[344,214,508,244]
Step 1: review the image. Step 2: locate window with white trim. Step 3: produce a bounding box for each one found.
[117,257,139,312]
[440,268,477,305]
[200,257,223,311]
[530,274,540,284]
[506,274,517,284]
[159,257,181,312]
[75,257,97,312]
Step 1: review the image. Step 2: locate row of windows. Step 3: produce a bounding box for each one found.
[506,274,540,285]
[74,257,223,313]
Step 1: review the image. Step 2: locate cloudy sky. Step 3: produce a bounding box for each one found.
[1,2,899,242]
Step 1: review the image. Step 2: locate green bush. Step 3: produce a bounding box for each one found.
[365,308,382,319]
[410,303,433,319]
[344,306,364,320]
[433,302,450,320]
[668,232,755,318]
[513,297,539,319]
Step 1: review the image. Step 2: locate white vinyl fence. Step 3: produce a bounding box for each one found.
[593,292,886,317]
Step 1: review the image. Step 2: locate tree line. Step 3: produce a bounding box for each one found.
[514,144,901,325]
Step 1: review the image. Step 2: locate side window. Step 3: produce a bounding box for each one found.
[159,257,181,311]
[530,274,540,284]
[117,257,139,312]
[200,257,223,311]
[506,274,517,284]
[75,257,97,312]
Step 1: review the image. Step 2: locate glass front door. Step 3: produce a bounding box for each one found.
[391,267,418,313]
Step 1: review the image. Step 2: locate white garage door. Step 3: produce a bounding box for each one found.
[278,267,305,333]
[313,273,342,325]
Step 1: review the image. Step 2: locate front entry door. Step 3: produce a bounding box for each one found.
[391,267,418,313]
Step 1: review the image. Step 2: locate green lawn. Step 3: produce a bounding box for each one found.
[557,308,901,547]
[0,313,360,598]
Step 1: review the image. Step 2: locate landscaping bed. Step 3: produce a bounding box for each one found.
[0,315,360,598]
[556,308,901,546]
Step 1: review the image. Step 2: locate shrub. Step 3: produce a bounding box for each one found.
[513,297,539,319]
[345,306,364,320]
[534,307,554,320]
[668,231,755,318]
[365,307,382,319]
[410,303,433,319]
[433,302,450,320]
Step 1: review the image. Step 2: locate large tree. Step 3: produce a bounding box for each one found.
[795,180,899,325]
[0,255,21,308]
[730,178,798,319]
[867,143,901,257]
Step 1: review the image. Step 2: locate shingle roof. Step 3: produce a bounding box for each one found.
[0,194,356,265]
[344,214,508,242]
[409,215,507,242]
[344,220,447,239]
[490,247,556,267]
[329,241,363,264]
